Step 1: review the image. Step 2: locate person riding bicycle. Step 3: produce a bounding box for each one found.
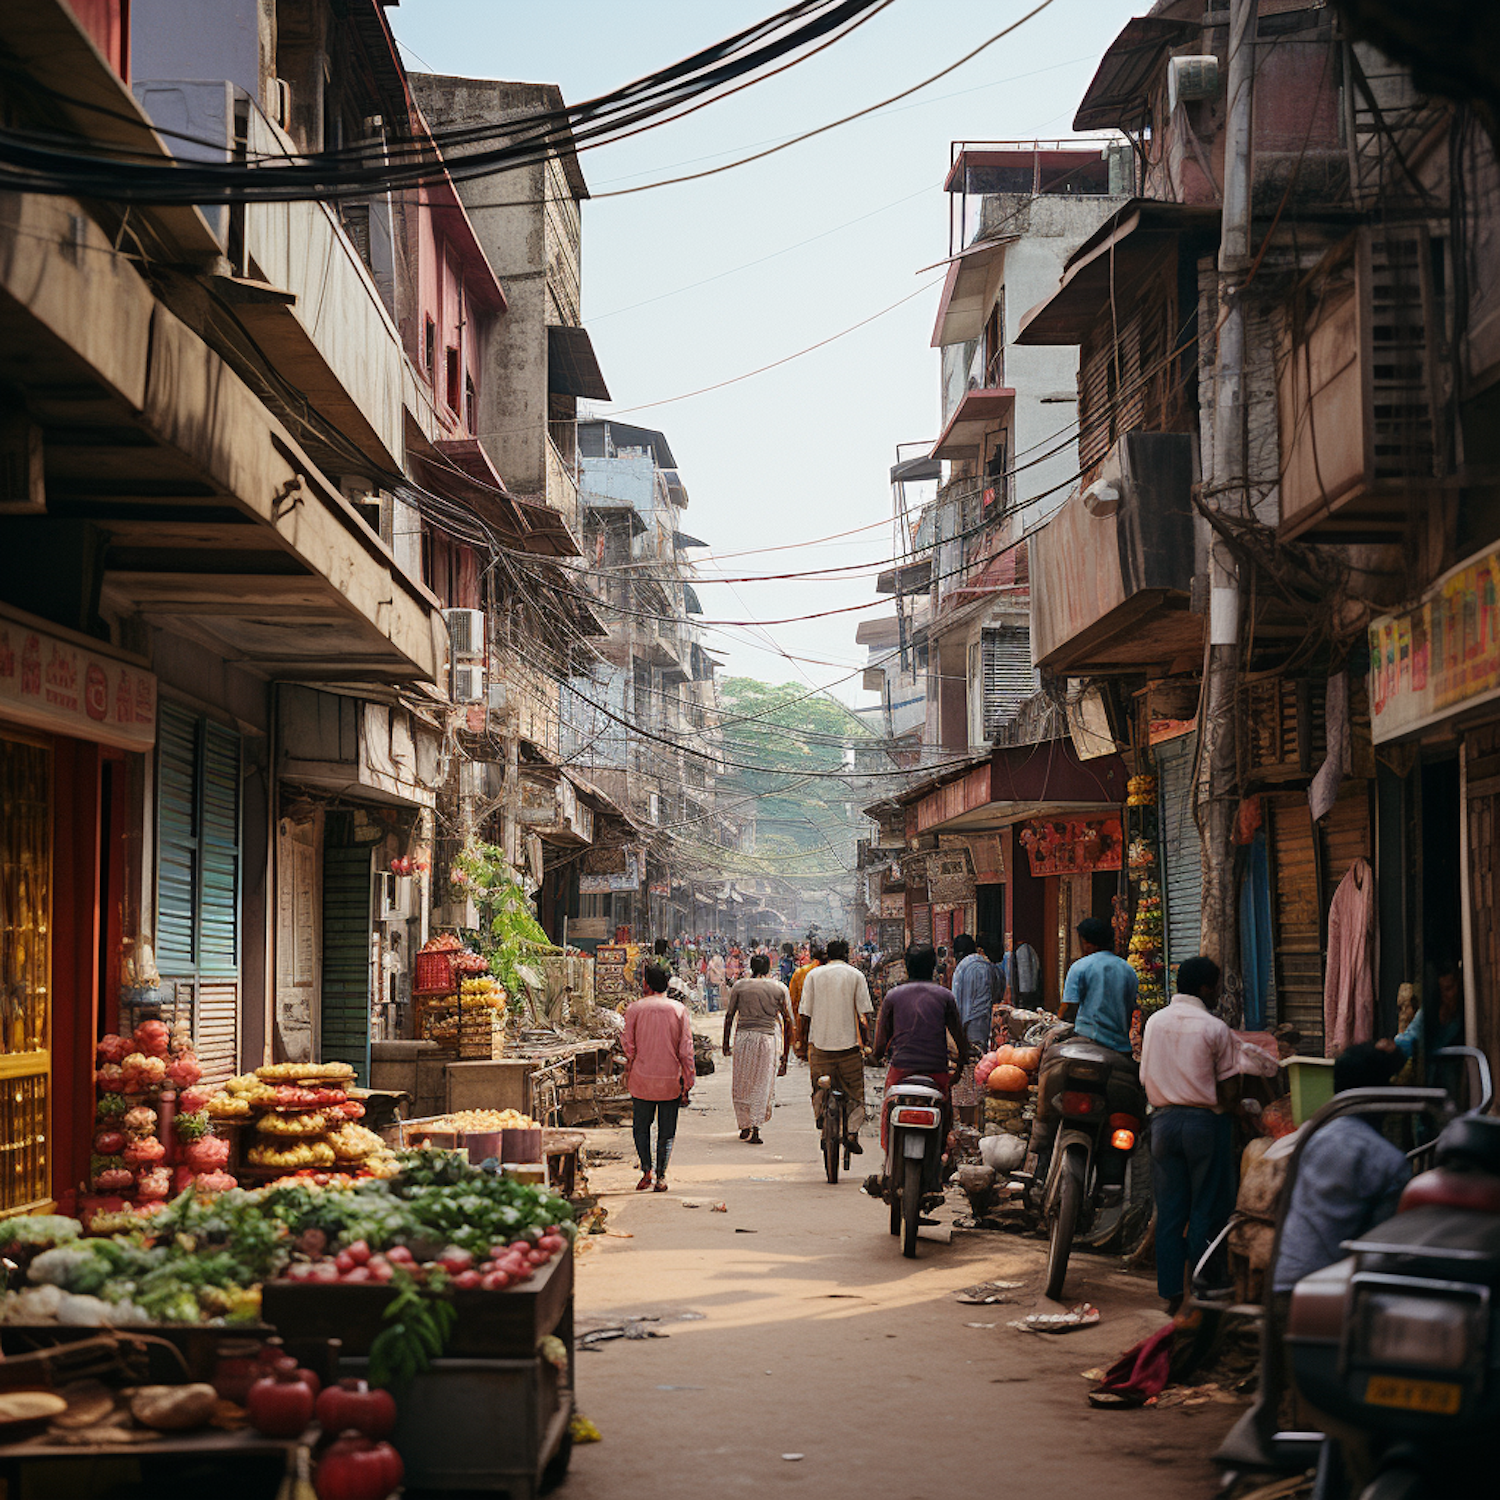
[872,942,969,1149]
[794,938,872,1155]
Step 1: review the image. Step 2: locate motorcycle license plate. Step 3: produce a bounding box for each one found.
[1363,1374,1462,1415]
[902,1132,926,1159]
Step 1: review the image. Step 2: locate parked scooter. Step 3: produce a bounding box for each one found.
[1216,1048,1496,1500]
[880,1074,946,1259]
[1031,1024,1149,1300]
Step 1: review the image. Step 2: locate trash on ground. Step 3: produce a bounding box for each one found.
[963,1321,996,1329]
[571,1414,602,1443]
[734,1228,757,1234]
[677,1311,706,1320]
[710,1201,728,1212]
[680,1199,705,1208]
[782,1453,804,1461]
[955,1281,1025,1304]
[1008,1303,1101,1335]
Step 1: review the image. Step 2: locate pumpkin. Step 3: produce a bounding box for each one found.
[994,1045,1017,1067]
[986,1063,1029,1094]
[1009,1046,1042,1073]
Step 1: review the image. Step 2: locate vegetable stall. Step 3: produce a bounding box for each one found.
[0,1148,579,1499]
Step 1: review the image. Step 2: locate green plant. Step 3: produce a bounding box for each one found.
[450,841,554,1004]
[367,1267,457,1392]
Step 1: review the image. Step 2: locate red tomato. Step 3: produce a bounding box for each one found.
[310,1261,340,1285]
[340,1266,372,1284]
[385,1245,414,1266]
[314,1434,402,1500]
[365,1258,393,1284]
[313,1381,397,1442]
[537,1235,565,1254]
[334,1251,356,1274]
[436,1246,473,1273]
[450,1269,483,1290]
[480,1270,511,1291]
[344,1239,371,1266]
[247,1369,314,1438]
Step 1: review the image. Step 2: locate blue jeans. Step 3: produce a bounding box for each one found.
[633,1097,682,1176]
[1149,1107,1234,1300]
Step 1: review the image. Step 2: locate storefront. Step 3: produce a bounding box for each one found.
[0,606,157,1213]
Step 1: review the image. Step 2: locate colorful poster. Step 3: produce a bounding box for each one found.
[1019,816,1124,877]
[1371,543,1500,742]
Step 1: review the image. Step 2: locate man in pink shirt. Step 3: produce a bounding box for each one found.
[623,963,697,1193]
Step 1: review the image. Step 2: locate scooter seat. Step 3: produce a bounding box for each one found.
[1435,1115,1500,1177]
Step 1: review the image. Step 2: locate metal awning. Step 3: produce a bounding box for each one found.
[1016,202,1221,346]
[1073,16,1200,132]
[930,387,1016,460]
[674,530,708,549]
[547,326,611,400]
[683,584,702,614]
[929,235,1017,348]
[875,559,932,595]
[890,454,942,485]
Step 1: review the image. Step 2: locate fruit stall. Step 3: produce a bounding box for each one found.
[0,1133,580,1499]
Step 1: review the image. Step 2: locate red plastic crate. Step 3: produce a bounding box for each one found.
[414,950,456,995]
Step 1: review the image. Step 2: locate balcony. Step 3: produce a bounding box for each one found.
[1278,226,1444,542]
[930,387,1016,462]
[1028,432,1200,674]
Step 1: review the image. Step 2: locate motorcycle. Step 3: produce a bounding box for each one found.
[1215,1047,1496,1500]
[1032,1025,1149,1300]
[881,1073,946,1259]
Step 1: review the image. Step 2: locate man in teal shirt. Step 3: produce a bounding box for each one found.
[1060,917,1138,1053]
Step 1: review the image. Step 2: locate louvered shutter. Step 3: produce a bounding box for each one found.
[1156,734,1201,983]
[321,846,373,1085]
[1269,793,1324,1051]
[154,705,242,1083]
[981,629,1036,738]
[155,704,198,973]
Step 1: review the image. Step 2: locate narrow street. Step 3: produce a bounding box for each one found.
[565,1029,1240,1500]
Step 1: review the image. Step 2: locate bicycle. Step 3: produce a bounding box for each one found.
[817,1072,851,1184]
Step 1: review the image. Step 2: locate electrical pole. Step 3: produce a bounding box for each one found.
[1199,0,1256,1017]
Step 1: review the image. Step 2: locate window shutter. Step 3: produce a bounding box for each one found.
[156,704,198,973]
[980,629,1036,738]
[1156,734,1202,983]
[199,722,240,976]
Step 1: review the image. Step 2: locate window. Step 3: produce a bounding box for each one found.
[465,375,477,434]
[445,347,460,413]
[424,317,435,383]
[156,703,242,1083]
[978,628,1037,740]
[984,292,1005,388]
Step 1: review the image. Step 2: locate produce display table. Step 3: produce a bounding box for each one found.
[265,1252,575,1497]
[0,1419,315,1500]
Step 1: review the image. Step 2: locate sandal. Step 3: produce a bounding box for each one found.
[636,1171,654,1191]
[749,1129,763,1144]
[653,1178,669,1193]
[740,1128,752,1140]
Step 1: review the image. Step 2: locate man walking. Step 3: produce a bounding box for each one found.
[950,933,998,1126]
[794,938,873,1154]
[1140,955,1279,1313]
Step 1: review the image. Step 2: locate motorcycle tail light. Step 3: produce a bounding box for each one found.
[1111,1129,1136,1151]
[1356,1290,1484,1373]
[1060,1090,1102,1115]
[892,1107,939,1128]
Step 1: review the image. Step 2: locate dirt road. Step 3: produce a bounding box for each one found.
[560,1039,1239,1499]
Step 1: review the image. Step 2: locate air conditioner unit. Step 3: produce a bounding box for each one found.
[486,681,509,714]
[444,607,486,660]
[452,663,486,703]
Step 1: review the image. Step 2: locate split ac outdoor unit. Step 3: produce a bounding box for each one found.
[486,682,509,714]
[452,663,486,703]
[444,607,486,660]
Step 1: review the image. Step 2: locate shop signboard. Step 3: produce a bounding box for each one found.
[925,848,976,904]
[1370,542,1500,742]
[579,851,641,893]
[0,612,156,751]
[879,891,905,919]
[1019,815,1123,877]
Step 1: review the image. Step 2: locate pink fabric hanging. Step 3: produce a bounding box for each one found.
[1324,858,1375,1052]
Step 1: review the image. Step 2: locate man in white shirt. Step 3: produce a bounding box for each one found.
[1140,955,1279,1313]
[794,938,873,1151]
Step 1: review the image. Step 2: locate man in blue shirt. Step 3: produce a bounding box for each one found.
[1060,916,1138,1054]
[1274,1041,1409,1294]
[951,933,998,1052]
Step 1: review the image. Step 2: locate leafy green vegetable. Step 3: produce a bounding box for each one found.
[0,1215,80,1254]
[367,1267,457,1392]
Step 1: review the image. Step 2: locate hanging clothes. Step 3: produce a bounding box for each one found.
[1324,858,1375,1052]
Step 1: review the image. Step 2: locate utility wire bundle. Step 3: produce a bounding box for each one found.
[0,0,883,203]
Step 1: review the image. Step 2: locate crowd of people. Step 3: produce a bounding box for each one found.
[618,921,1453,1324]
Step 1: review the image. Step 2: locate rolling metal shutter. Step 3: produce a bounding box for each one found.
[321,846,373,1085]
[1156,734,1202,983]
[1269,794,1324,1052]
[155,704,241,1083]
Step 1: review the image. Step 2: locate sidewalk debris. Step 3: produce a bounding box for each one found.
[1007,1303,1101,1335]
[710,1201,728,1212]
[571,1415,602,1443]
[955,1281,1025,1304]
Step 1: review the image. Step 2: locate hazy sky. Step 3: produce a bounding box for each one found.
[393,0,1142,703]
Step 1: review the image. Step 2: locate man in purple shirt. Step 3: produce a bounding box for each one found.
[873,942,970,1147]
